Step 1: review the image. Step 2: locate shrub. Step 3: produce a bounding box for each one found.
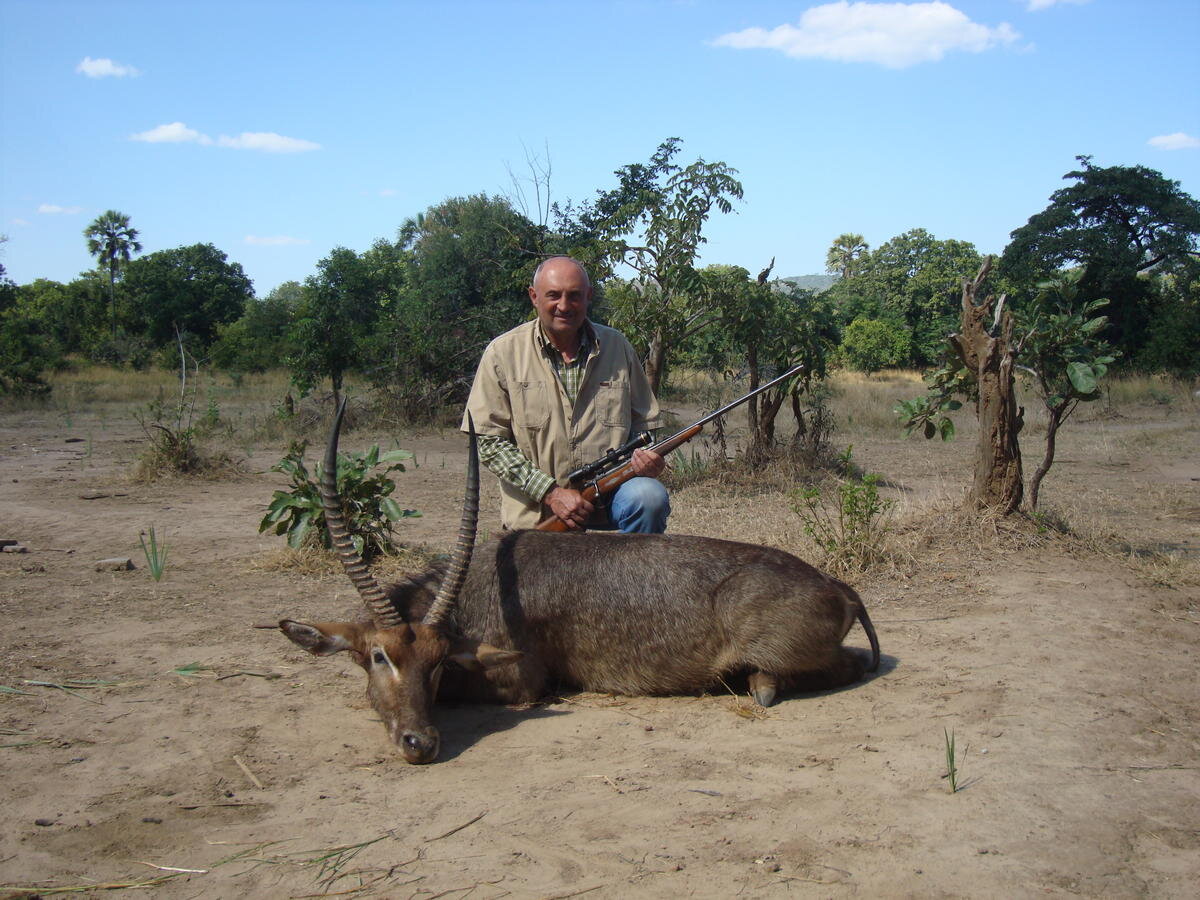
[791,447,895,575]
[260,439,419,559]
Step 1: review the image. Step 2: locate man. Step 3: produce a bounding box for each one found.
[463,256,669,532]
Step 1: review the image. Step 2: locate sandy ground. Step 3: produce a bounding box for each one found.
[1,390,1198,898]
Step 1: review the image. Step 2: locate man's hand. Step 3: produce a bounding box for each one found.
[544,485,594,530]
[629,448,666,479]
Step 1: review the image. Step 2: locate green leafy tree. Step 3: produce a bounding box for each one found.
[1136,259,1200,373]
[703,262,836,463]
[211,280,302,373]
[0,262,60,395]
[288,247,388,406]
[1002,156,1200,358]
[364,196,540,418]
[83,210,142,336]
[839,317,912,375]
[122,243,253,355]
[825,233,869,280]
[569,138,744,393]
[1020,271,1118,510]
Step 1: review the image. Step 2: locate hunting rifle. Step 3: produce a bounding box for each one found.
[537,363,805,532]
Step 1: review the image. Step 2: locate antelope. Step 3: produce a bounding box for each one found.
[275,405,880,764]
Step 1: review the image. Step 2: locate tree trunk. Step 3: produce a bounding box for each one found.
[644,331,666,396]
[1028,405,1066,511]
[948,258,1024,514]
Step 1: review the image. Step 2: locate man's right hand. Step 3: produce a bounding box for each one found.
[544,485,594,530]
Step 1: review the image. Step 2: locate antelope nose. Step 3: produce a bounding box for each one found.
[400,731,439,764]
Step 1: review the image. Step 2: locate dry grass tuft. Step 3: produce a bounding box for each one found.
[250,543,438,580]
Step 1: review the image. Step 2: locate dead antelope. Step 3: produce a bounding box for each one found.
[275,405,880,764]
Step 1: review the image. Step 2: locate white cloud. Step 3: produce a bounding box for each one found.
[1148,132,1200,151]
[379,188,398,197]
[76,56,140,78]
[130,121,212,144]
[1025,0,1091,11]
[11,218,31,227]
[129,123,319,153]
[244,235,311,246]
[37,204,84,215]
[217,132,320,153]
[712,1,1020,68]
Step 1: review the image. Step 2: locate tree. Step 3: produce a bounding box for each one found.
[840,317,912,375]
[1020,271,1117,510]
[122,243,253,354]
[84,210,142,336]
[897,258,1023,512]
[1002,156,1200,358]
[825,233,869,280]
[0,262,59,395]
[898,260,1119,513]
[703,263,835,464]
[211,280,302,373]
[569,138,743,393]
[288,247,384,407]
[362,195,541,418]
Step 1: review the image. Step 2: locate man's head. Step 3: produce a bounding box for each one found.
[530,256,592,350]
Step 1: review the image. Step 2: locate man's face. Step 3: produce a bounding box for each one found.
[530,259,591,348]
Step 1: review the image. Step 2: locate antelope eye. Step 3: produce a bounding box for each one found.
[372,650,387,665]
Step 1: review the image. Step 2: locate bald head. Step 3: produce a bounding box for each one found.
[532,256,591,292]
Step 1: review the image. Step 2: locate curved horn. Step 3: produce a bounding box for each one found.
[322,399,402,627]
[423,414,479,628]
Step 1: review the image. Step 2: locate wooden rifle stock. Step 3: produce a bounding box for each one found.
[535,424,703,532]
[534,362,805,532]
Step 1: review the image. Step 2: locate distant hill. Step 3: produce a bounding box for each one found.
[780,273,838,293]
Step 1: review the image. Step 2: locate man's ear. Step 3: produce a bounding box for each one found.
[447,636,524,672]
[279,620,365,656]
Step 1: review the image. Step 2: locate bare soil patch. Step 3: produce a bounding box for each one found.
[1,391,1197,898]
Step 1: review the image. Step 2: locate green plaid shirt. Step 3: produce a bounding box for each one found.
[477,324,595,503]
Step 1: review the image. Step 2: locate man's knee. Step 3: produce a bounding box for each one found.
[611,477,670,534]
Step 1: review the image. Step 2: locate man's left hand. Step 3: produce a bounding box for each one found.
[629,448,666,479]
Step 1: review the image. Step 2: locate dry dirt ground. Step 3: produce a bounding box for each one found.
[1,389,1197,898]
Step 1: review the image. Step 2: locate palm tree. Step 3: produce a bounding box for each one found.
[825,233,869,280]
[84,210,142,335]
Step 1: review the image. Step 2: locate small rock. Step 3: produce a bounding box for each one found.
[80,491,111,500]
[34,818,55,827]
[64,437,85,444]
[0,539,19,548]
[2,543,28,554]
[142,817,163,824]
[21,562,46,573]
[96,557,135,571]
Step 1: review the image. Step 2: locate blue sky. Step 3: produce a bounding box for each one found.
[2,0,1198,296]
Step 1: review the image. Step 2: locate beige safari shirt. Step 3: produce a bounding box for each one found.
[462,319,661,529]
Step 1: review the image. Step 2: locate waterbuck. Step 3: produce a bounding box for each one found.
[275,405,880,764]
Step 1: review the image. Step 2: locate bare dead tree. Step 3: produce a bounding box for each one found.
[948,257,1024,513]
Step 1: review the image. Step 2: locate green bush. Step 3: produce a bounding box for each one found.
[839,317,911,375]
[791,447,895,575]
[260,439,419,559]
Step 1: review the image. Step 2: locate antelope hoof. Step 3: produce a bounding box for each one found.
[749,672,777,707]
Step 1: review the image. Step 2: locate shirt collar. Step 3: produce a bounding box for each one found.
[536,319,596,362]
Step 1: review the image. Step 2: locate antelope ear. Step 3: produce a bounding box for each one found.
[279,620,364,656]
[447,637,523,671]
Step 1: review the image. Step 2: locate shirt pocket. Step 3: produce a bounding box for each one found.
[599,378,630,428]
[512,380,550,429]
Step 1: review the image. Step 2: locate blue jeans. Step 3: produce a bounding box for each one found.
[591,477,671,534]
